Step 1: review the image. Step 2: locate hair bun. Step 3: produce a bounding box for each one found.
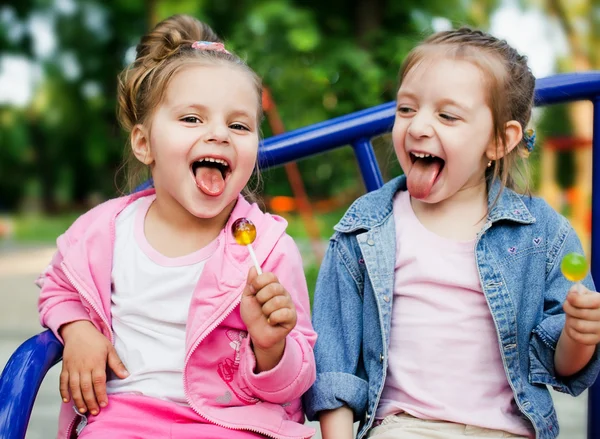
[136,14,221,63]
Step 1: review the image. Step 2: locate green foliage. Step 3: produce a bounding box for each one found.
[1,0,500,211]
[11,212,82,242]
[537,104,575,189]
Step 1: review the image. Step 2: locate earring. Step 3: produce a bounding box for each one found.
[487,160,492,168]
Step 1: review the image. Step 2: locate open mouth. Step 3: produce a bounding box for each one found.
[410,151,444,165]
[191,157,231,179]
[191,157,232,196]
[407,151,445,199]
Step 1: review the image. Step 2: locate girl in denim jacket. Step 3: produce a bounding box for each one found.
[304,28,600,439]
[37,14,316,439]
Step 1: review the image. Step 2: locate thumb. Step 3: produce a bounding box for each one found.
[243,266,258,297]
[107,347,129,379]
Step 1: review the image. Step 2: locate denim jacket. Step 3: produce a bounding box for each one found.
[303,176,600,439]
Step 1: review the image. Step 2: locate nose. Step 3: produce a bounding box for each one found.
[204,122,230,144]
[407,111,434,139]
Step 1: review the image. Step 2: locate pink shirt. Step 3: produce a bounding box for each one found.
[375,190,531,436]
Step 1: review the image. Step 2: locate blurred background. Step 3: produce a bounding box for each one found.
[0,0,598,437]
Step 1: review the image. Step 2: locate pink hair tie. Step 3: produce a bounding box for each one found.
[191,41,231,55]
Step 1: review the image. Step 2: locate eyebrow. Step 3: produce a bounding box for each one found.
[396,90,418,101]
[438,98,472,112]
[172,104,255,120]
[397,91,472,112]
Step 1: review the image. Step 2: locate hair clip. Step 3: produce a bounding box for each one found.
[191,41,231,55]
[524,129,536,152]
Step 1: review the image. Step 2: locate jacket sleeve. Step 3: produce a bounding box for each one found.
[302,233,368,422]
[239,234,317,404]
[37,233,91,344]
[529,217,600,395]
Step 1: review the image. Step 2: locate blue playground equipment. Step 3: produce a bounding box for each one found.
[1,71,600,439]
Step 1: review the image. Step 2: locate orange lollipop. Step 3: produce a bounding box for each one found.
[232,218,262,275]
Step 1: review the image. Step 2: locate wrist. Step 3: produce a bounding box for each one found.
[59,319,93,340]
[252,339,286,372]
[555,328,596,376]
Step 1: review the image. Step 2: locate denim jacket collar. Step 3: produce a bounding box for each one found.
[335,175,536,233]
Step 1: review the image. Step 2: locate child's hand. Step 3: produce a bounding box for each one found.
[240,267,297,371]
[59,320,129,415]
[562,285,600,346]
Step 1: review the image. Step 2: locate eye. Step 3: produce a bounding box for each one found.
[439,113,459,122]
[181,116,201,124]
[230,123,250,131]
[397,106,415,114]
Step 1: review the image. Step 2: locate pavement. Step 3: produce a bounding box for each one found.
[0,244,589,438]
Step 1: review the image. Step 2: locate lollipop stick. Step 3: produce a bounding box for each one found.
[246,244,262,275]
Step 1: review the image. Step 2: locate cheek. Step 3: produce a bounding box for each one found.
[392,124,408,160]
[237,140,259,175]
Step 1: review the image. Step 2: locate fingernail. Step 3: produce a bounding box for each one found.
[100,401,107,407]
[248,284,256,294]
[91,410,98,416]
[62,398,68,403]
[123,370,129,377]
[79,407,86,413]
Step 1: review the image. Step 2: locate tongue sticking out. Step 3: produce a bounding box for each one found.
[195,167,225,196]
[406,158,443,199]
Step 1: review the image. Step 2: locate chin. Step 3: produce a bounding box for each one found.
[191,196,237,219]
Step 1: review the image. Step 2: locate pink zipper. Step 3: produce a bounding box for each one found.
[182,293,310,439]
[60,262,113,342]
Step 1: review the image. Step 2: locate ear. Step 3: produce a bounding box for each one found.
[486,120,523,161]
[131,124,154,165]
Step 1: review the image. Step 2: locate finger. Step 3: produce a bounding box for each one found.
[255,282,286,306]
[107,348,129,379]
[59,369,71,403]
[567,317,600,335]
[567,291,600,309]
[92,368,108,409]
[566,326,600,346]
[568,285,584,295]
[261,294,293,317]
[563,301,600,321]
[249,272,279,297]
[265,307,297,327]
[243,266,260,296]
[68,374,87,414]
[80,371,99,415]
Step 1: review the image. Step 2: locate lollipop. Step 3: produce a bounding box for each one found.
[561,252,589,293]
[232,218,262,275]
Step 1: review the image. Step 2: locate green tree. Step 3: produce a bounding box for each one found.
[0,0,500,211]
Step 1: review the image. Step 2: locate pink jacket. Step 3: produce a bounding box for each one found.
[37,190,317,439]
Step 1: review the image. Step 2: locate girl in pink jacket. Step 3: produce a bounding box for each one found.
[37,14,317,439]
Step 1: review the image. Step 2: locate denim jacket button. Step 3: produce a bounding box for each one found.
[383,296,390,302]
[380,353,384,362]
[365,412,371,421]
[368,239,375,245]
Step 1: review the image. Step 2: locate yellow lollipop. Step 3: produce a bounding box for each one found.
[561,252,588,293]
[232,218,262,275]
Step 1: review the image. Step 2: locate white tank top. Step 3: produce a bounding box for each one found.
[106,195,218,404]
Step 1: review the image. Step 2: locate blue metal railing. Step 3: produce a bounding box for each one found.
[1,71,599,439]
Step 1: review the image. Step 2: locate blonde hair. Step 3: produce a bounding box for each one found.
[399,27,536,198]
[116,14,263,193]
